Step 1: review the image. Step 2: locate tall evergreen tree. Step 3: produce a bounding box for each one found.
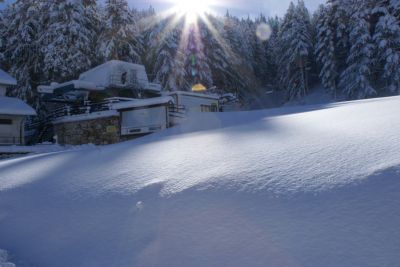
[3,0,42,101]
[0,10,6,64]
[97,0,142,63]
[278,1,313,100]
[315,4,338,97]
[40,0,97,81]
[277,2,296,91]
[339,6,375,99]
[372,3,400,93]
[203,15,247,92]
[183,23,212,89]
[152,19,187,91]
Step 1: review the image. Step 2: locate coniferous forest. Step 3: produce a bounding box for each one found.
[0,0,399,109]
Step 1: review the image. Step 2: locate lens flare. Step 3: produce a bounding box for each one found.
[256,23,272,41]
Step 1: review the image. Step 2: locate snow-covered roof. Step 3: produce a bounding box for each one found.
[0,69,17,86]
[0,96,36,116]
[38,61,162,94]
[37,80,105,94]
[79,60,152,90]
[111,96,174,110]
[167,91,220,100]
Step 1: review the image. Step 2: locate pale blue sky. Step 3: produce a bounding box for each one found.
[0,0,325,17]
[129,0,325,17]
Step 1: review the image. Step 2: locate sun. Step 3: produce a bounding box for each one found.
[172,0,213,22]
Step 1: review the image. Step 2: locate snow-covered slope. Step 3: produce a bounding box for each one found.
[1,97,400,267]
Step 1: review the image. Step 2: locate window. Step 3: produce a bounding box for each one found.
[201,105,211,112]
[0,119,12,125]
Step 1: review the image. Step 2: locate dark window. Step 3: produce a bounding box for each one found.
[0,119,12,125]
[201,105,211,112]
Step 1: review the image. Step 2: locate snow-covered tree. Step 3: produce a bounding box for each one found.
[182,23,212,90]
[339,7,375,99]
[2,0,42,101]
[252,15,270,86]
[97,0,142,63]
[203,15,247,92]
[278,1,313,100]
[152,19,187,91]
[277,2,296,91]
[40,0,97,81]
[315,4,338,97]
[372,4,400,93]
[0,10,6,64]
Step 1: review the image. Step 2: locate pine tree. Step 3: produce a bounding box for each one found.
[40,0,97,81]
[83,0,101,65]
[372,4,400,93]
[202,15,247,92]
[97,0,142,63]
[0,9,6,64]
[253,15,269,86]
[152,19,187,91]
[2,0,42,101]
[315,4,338,97]
[265,16,281,90]
[224,13,265,93]
[277,2,296,91]
[278,1,313,100]
[183,23,212,90]
[339,6,375,99]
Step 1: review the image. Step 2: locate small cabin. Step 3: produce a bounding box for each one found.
[0,69,36,145]
[167,91,219,113]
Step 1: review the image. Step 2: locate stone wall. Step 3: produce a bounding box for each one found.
[54,116,121,145]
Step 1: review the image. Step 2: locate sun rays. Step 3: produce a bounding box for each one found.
[136,0,246,91]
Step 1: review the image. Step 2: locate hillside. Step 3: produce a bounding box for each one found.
[1,96,400,267]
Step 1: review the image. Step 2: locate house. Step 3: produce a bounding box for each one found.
[167,91,219,113]
[52,96,174,145]
[0,69,36,145]
[38,60,222,146]
[38,61,174,145]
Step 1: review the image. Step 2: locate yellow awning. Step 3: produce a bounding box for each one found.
[192,83,207,92]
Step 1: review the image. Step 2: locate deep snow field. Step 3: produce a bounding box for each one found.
[1,96,400,267]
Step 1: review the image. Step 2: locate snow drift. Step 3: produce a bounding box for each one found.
[0,96,400,266]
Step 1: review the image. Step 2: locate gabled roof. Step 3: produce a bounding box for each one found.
[0,69,17,86]
[0,96,36,116]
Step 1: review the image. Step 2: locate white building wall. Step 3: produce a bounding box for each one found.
[174,94,219,113]
[0,115,24,145]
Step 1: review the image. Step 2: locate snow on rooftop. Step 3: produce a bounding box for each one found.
[0,96,400,266]
[37,80,105,94]
[79,60,150,89]
[111,96,174,110]
[0,69,17,86]
[167,90,220,99]
[0,96,36,116]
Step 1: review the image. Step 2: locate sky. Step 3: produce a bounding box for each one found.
[131,0,325,17]
[0,0,325,17]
